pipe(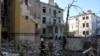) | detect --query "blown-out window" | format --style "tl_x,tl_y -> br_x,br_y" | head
53,10 -> 57,17
86,23 -> 89,27
42,17 -> 46,24
83,23 -> 85,27
55,27 -> 58,33
83,31 -> 85,35
86,16 -> 89,19
43,7 -> 46,13
25,0 -> 28,5
42,28 -> 46,34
